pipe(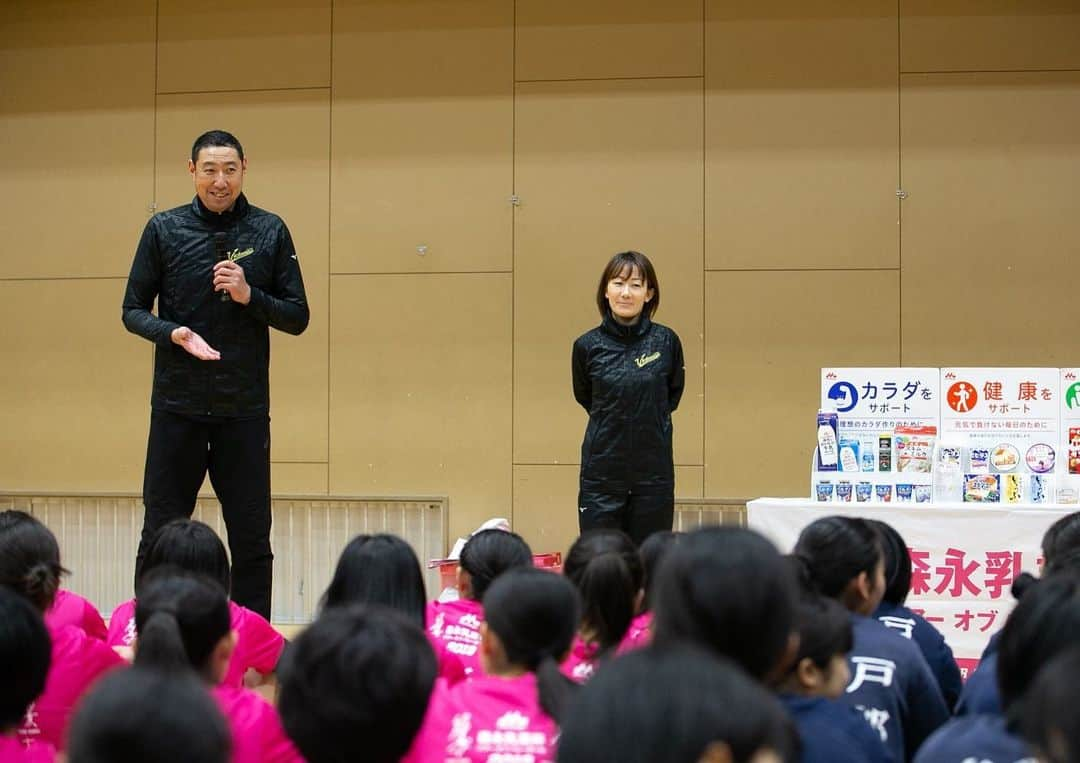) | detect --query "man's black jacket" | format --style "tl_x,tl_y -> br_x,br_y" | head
122,194 -> 309,417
